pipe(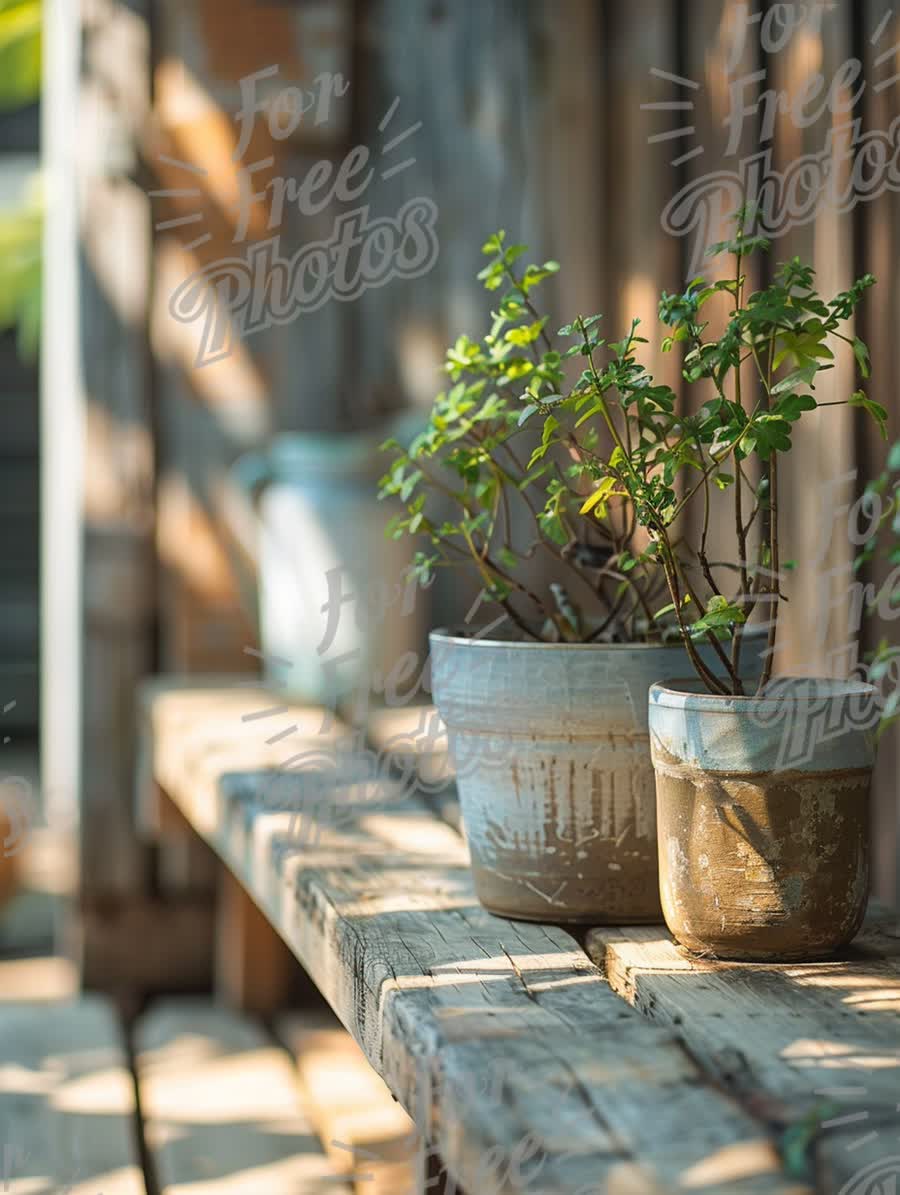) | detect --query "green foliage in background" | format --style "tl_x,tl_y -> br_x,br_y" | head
0,0 -> 42,357
0,0 -> 41,111
0,173 -> 41,357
